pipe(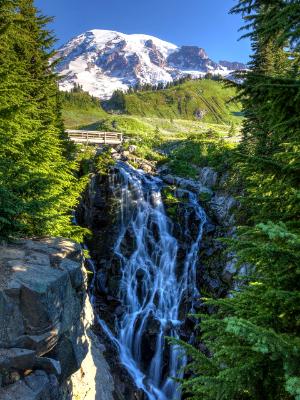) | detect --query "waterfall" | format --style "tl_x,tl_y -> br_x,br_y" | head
97,162 -> 206,400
